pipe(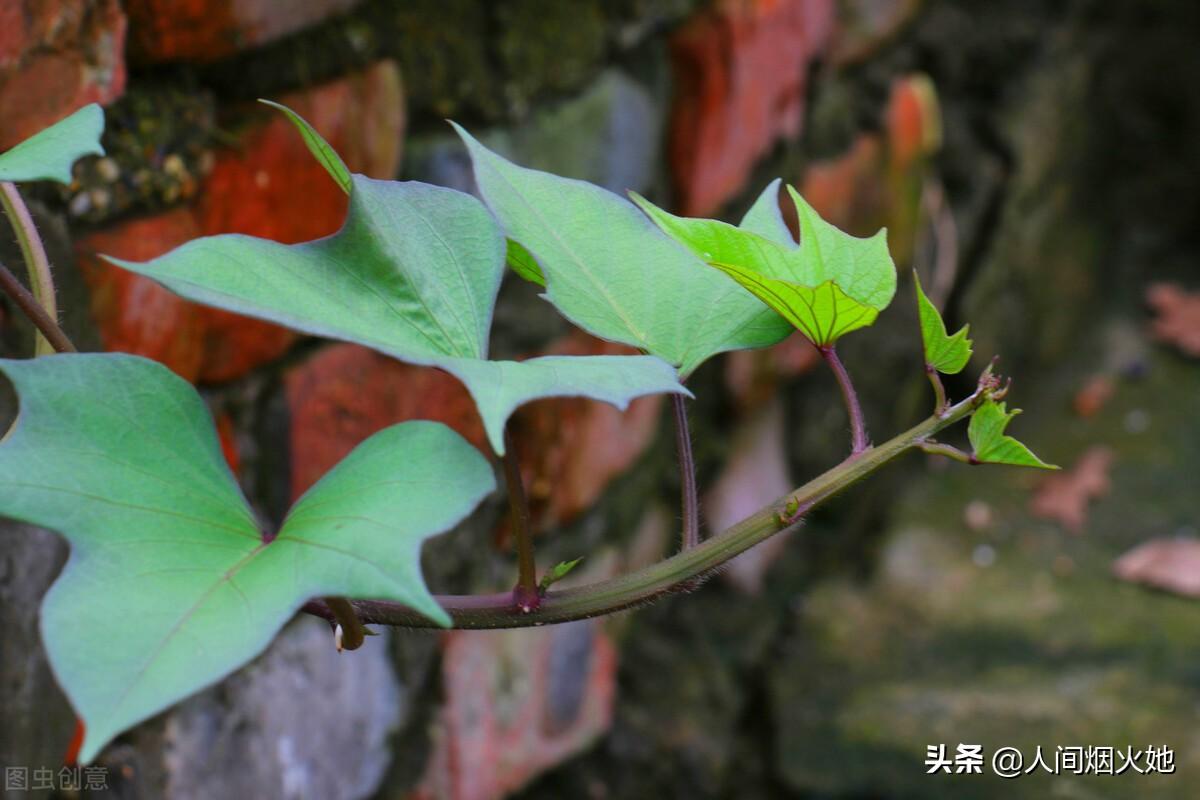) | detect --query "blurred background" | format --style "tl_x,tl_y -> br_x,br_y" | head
1,0 -> 1198,798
